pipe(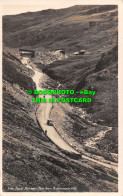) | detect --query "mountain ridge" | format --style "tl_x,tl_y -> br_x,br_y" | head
3,5 -> 117,51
